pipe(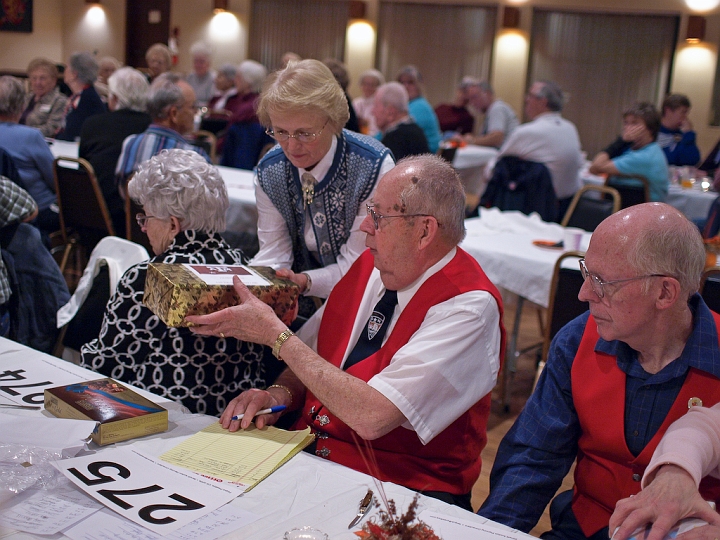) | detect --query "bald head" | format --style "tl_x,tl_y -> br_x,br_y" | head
593,203 -> 705,296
